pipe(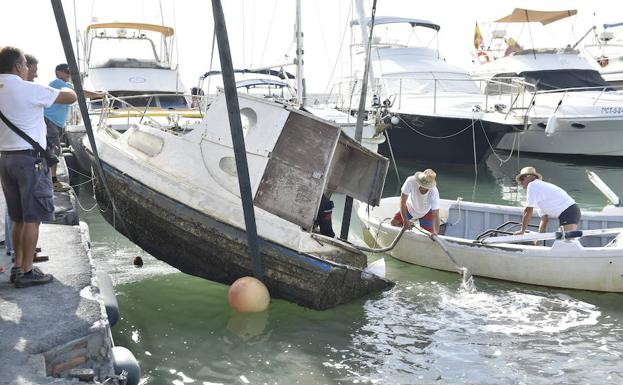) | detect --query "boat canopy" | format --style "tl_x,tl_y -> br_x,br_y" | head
604,22 -> 623,29
201,68 -> 296,80
236,79 -> 290,89
86,22 -> 175,37
492,69 -> 610,91
495,8 -> 577,25
351,16 -> 440,31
